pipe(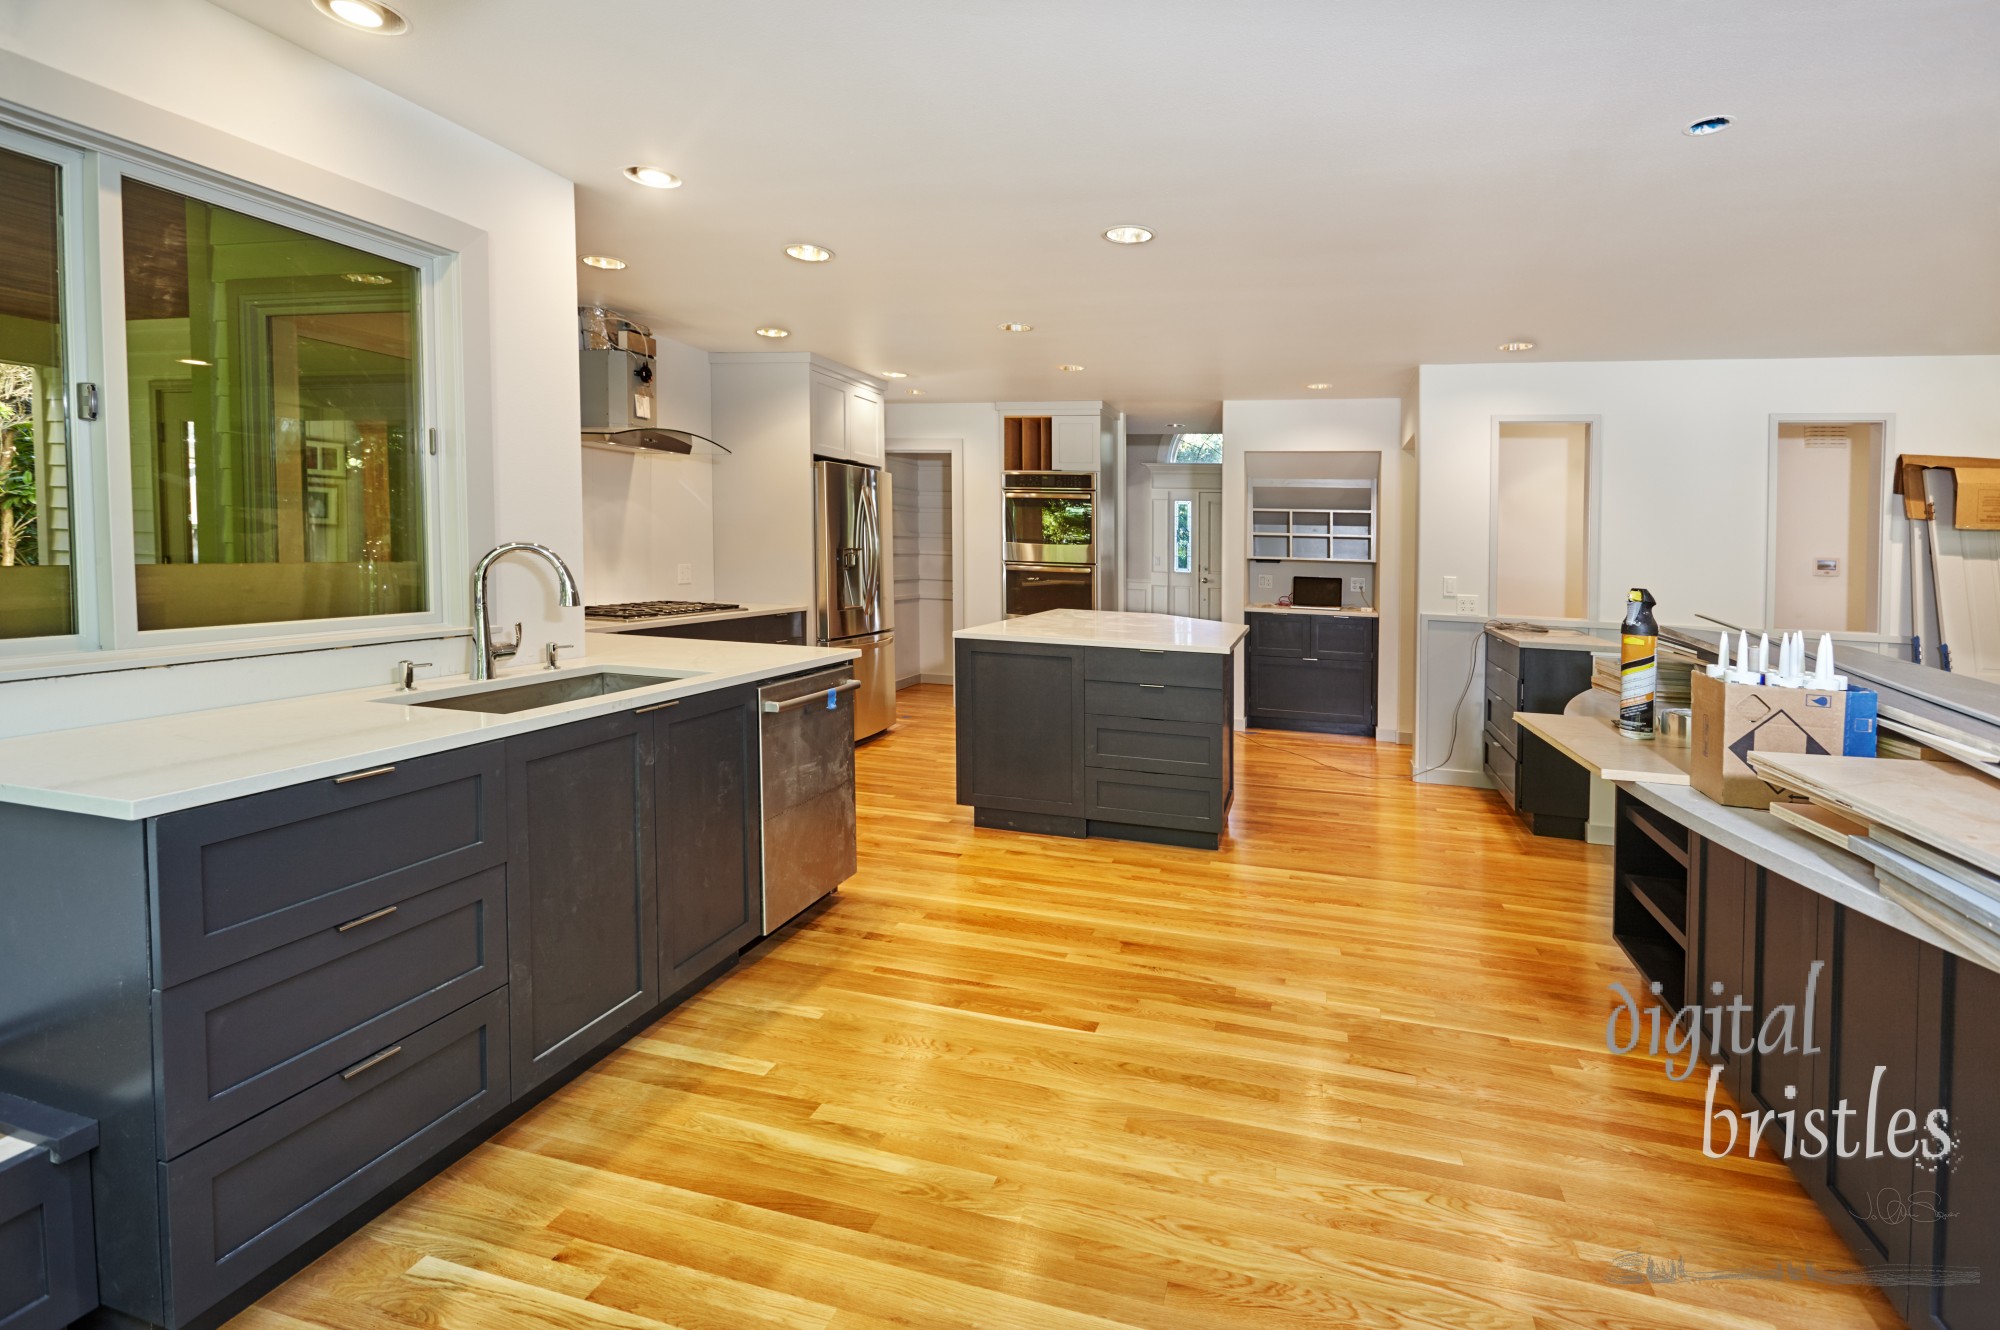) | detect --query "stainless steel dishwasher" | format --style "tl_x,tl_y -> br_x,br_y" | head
759,666 -> 860,933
